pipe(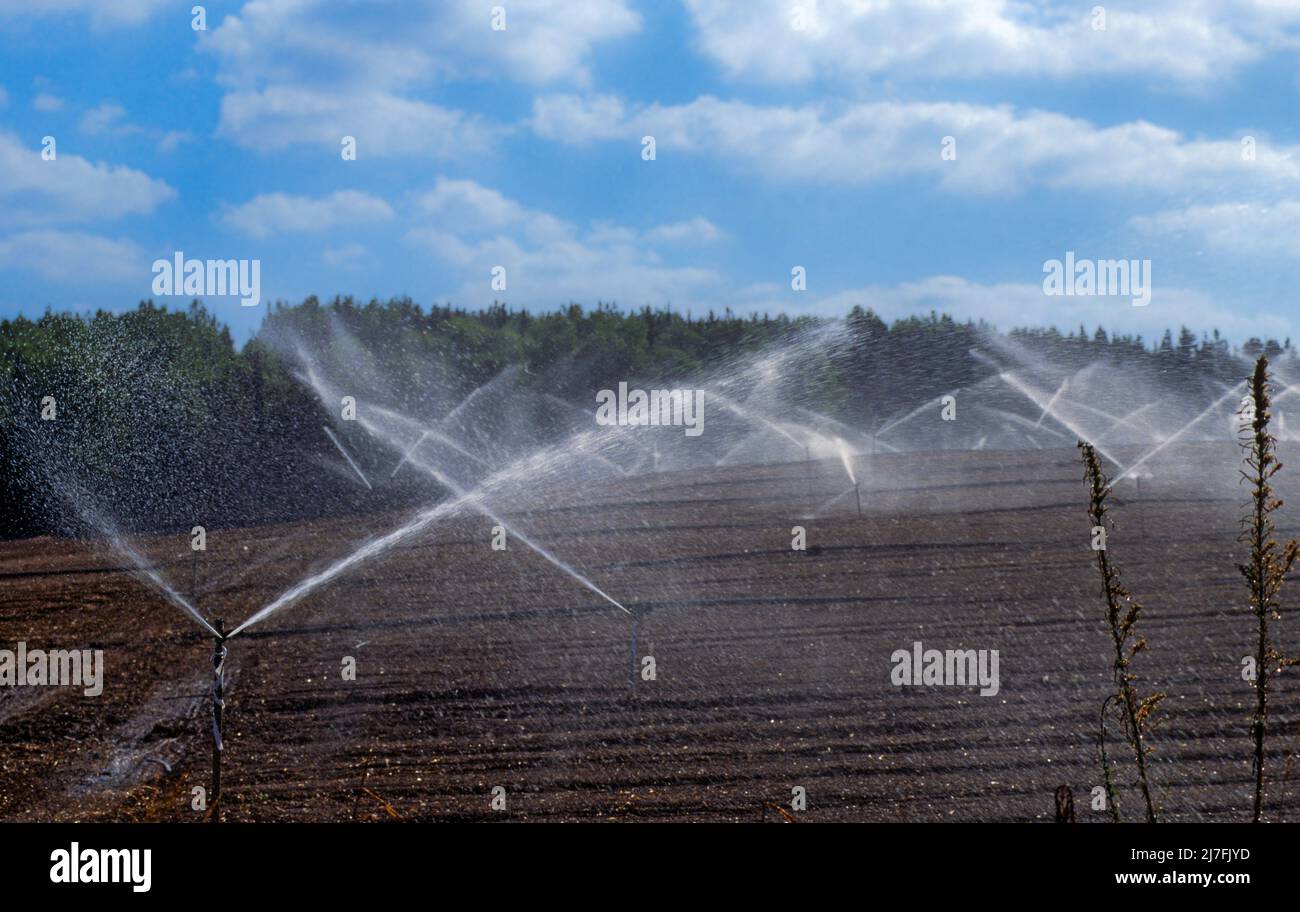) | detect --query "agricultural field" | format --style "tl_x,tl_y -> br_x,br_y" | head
2,442 -> 1291,823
